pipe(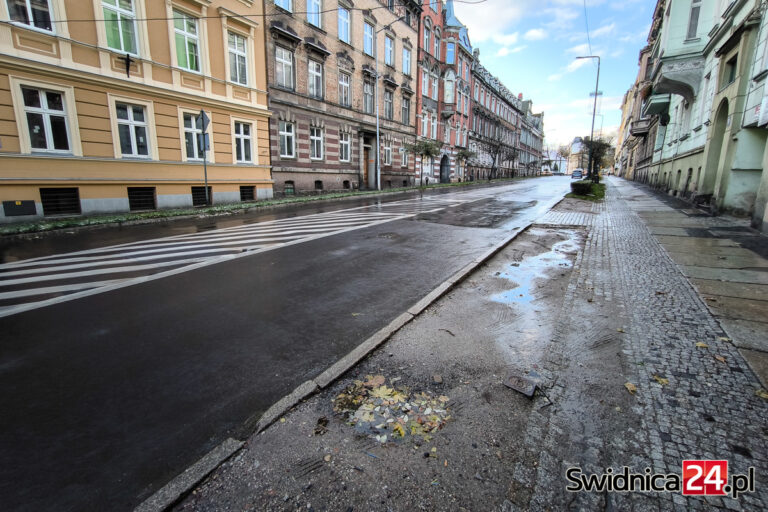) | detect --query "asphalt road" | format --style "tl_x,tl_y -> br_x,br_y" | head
0,178 -> 569,511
